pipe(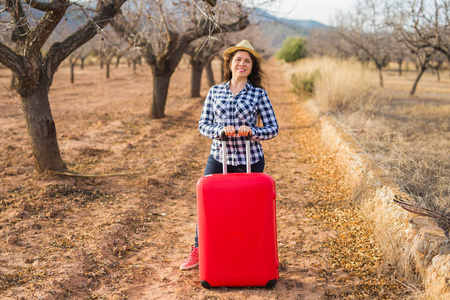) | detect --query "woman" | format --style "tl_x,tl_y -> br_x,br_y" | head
180,40 -> 278,270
